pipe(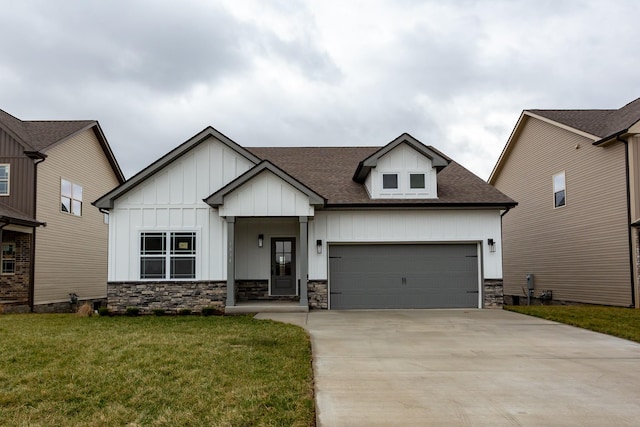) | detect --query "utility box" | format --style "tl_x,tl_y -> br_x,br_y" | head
526,273 -> 534,290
